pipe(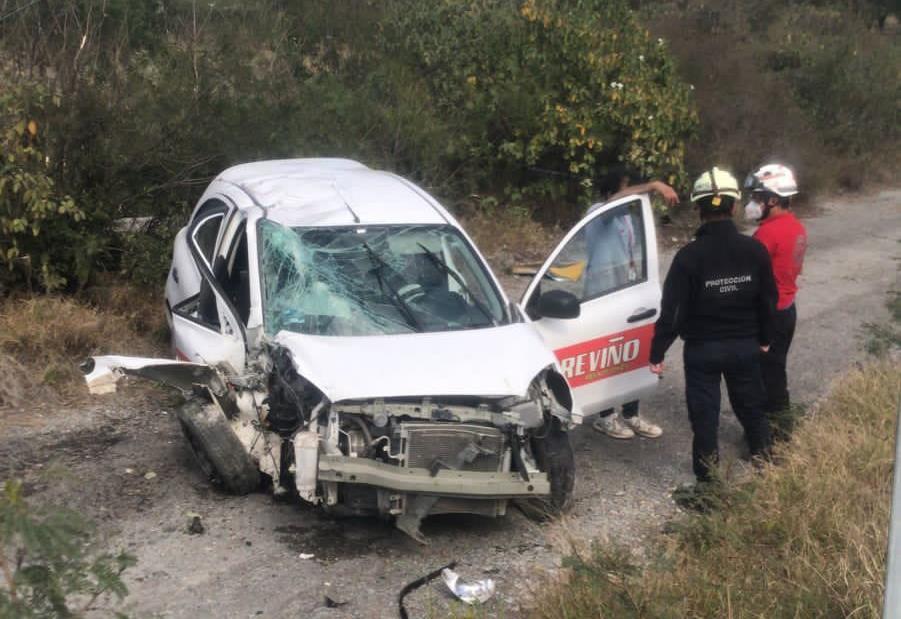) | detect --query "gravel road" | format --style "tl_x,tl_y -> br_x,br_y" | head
2,189 -> 899,618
